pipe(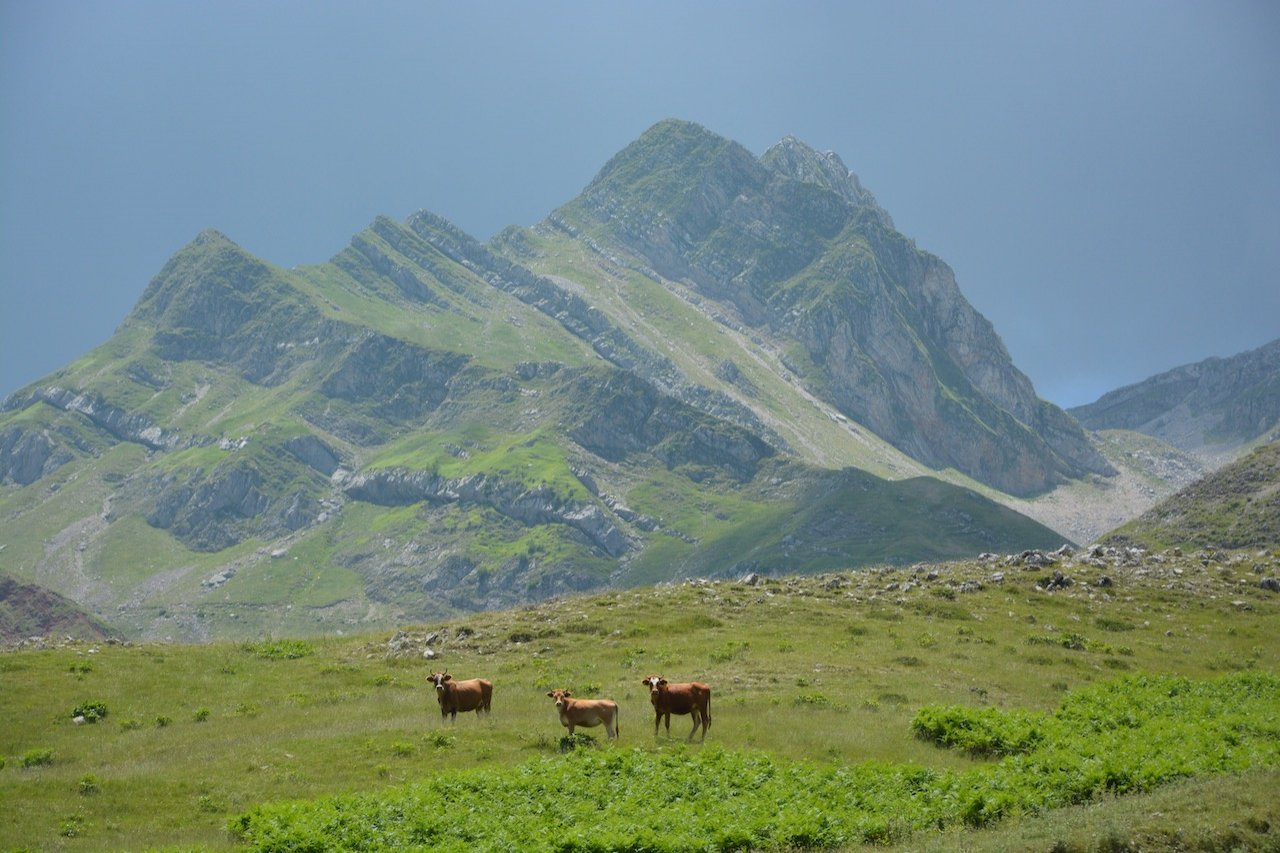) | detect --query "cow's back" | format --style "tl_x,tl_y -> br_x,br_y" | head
655,681 -> 711,714
443,678 -> 493,713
